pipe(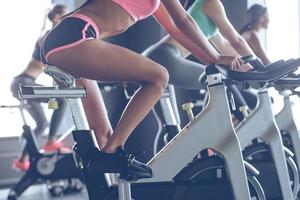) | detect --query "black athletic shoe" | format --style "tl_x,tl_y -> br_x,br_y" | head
87,146 -> 153,181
